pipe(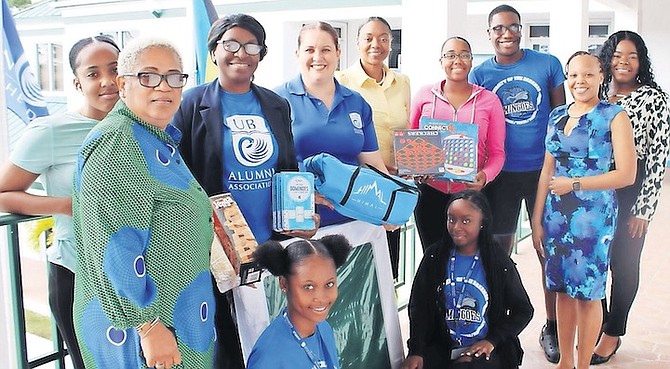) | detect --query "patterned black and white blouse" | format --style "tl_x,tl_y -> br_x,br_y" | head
616,84 -> 670,221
